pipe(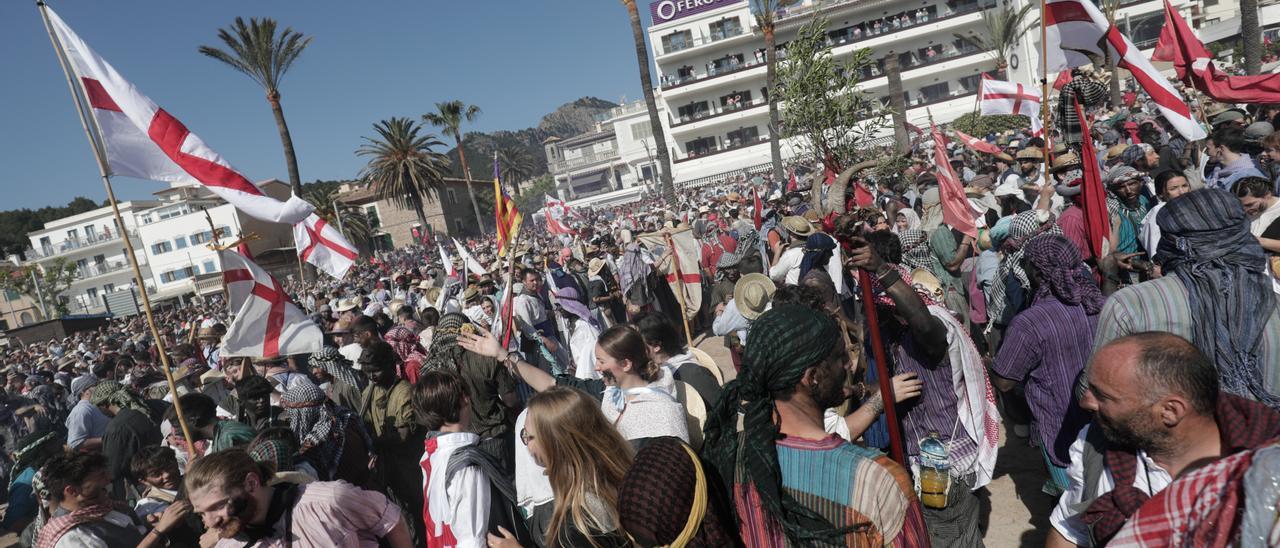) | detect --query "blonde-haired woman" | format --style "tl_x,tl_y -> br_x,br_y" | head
488,387 -> 633,548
